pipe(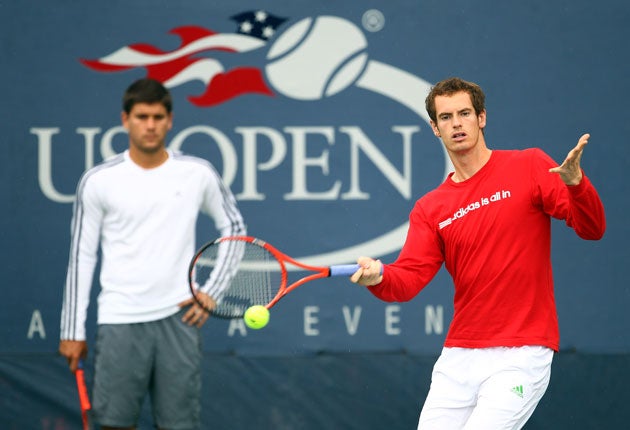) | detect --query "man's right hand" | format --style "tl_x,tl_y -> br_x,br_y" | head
58,340 -> 88,372
350,257 -> 384,286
